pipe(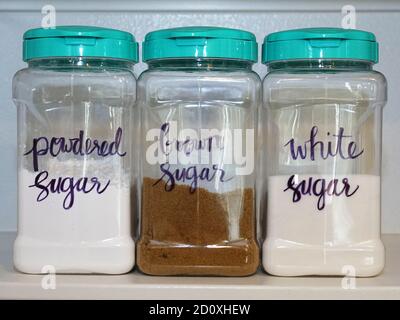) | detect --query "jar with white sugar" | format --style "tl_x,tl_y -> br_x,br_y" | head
12,26 -> 138,274
261,28 -> 387,276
